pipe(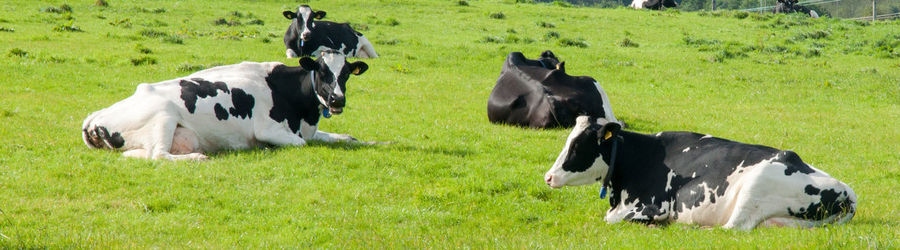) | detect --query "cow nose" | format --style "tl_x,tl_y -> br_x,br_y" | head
329,94 -> 345,107
300,32 -> 310,41
545,174 -> 553,185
